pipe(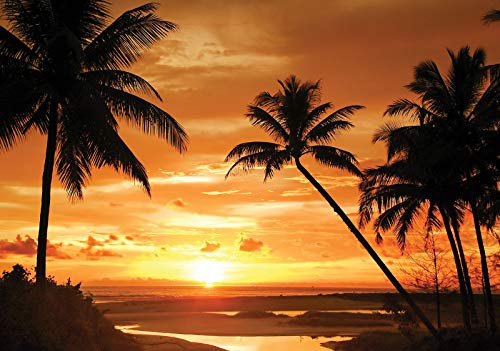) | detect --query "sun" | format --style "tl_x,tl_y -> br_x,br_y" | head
192,260 -> 225,287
